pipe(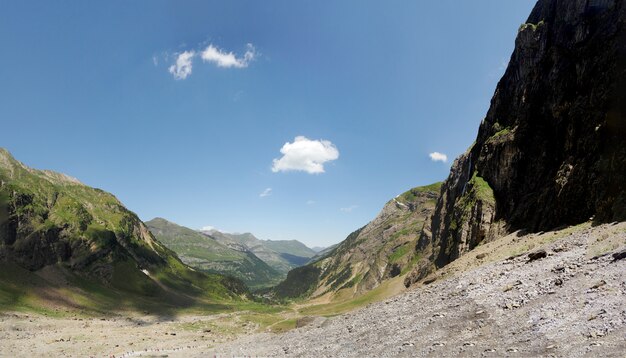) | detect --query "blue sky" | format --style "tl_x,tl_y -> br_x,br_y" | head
0,1 -> 536,247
